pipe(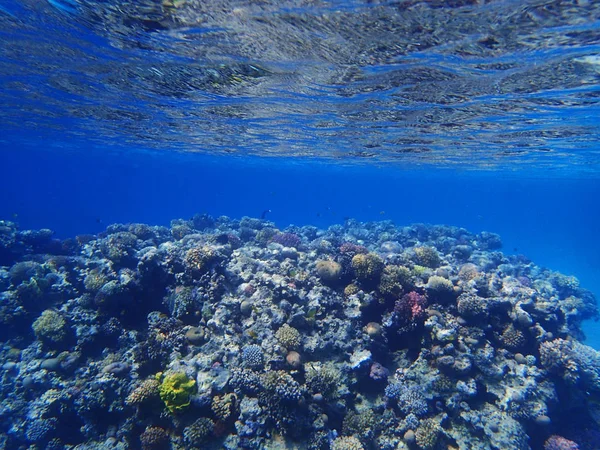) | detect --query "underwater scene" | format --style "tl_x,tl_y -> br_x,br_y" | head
1,1 -> 600,449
